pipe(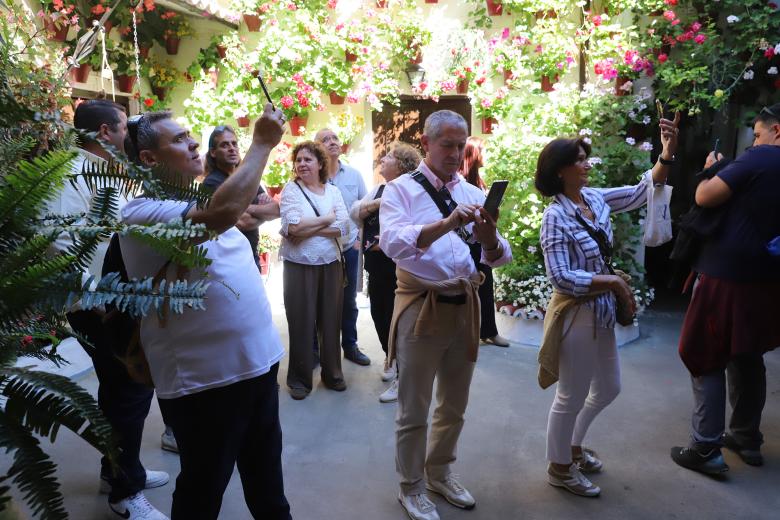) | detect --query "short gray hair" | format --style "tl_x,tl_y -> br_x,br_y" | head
423,110 -> 468,141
